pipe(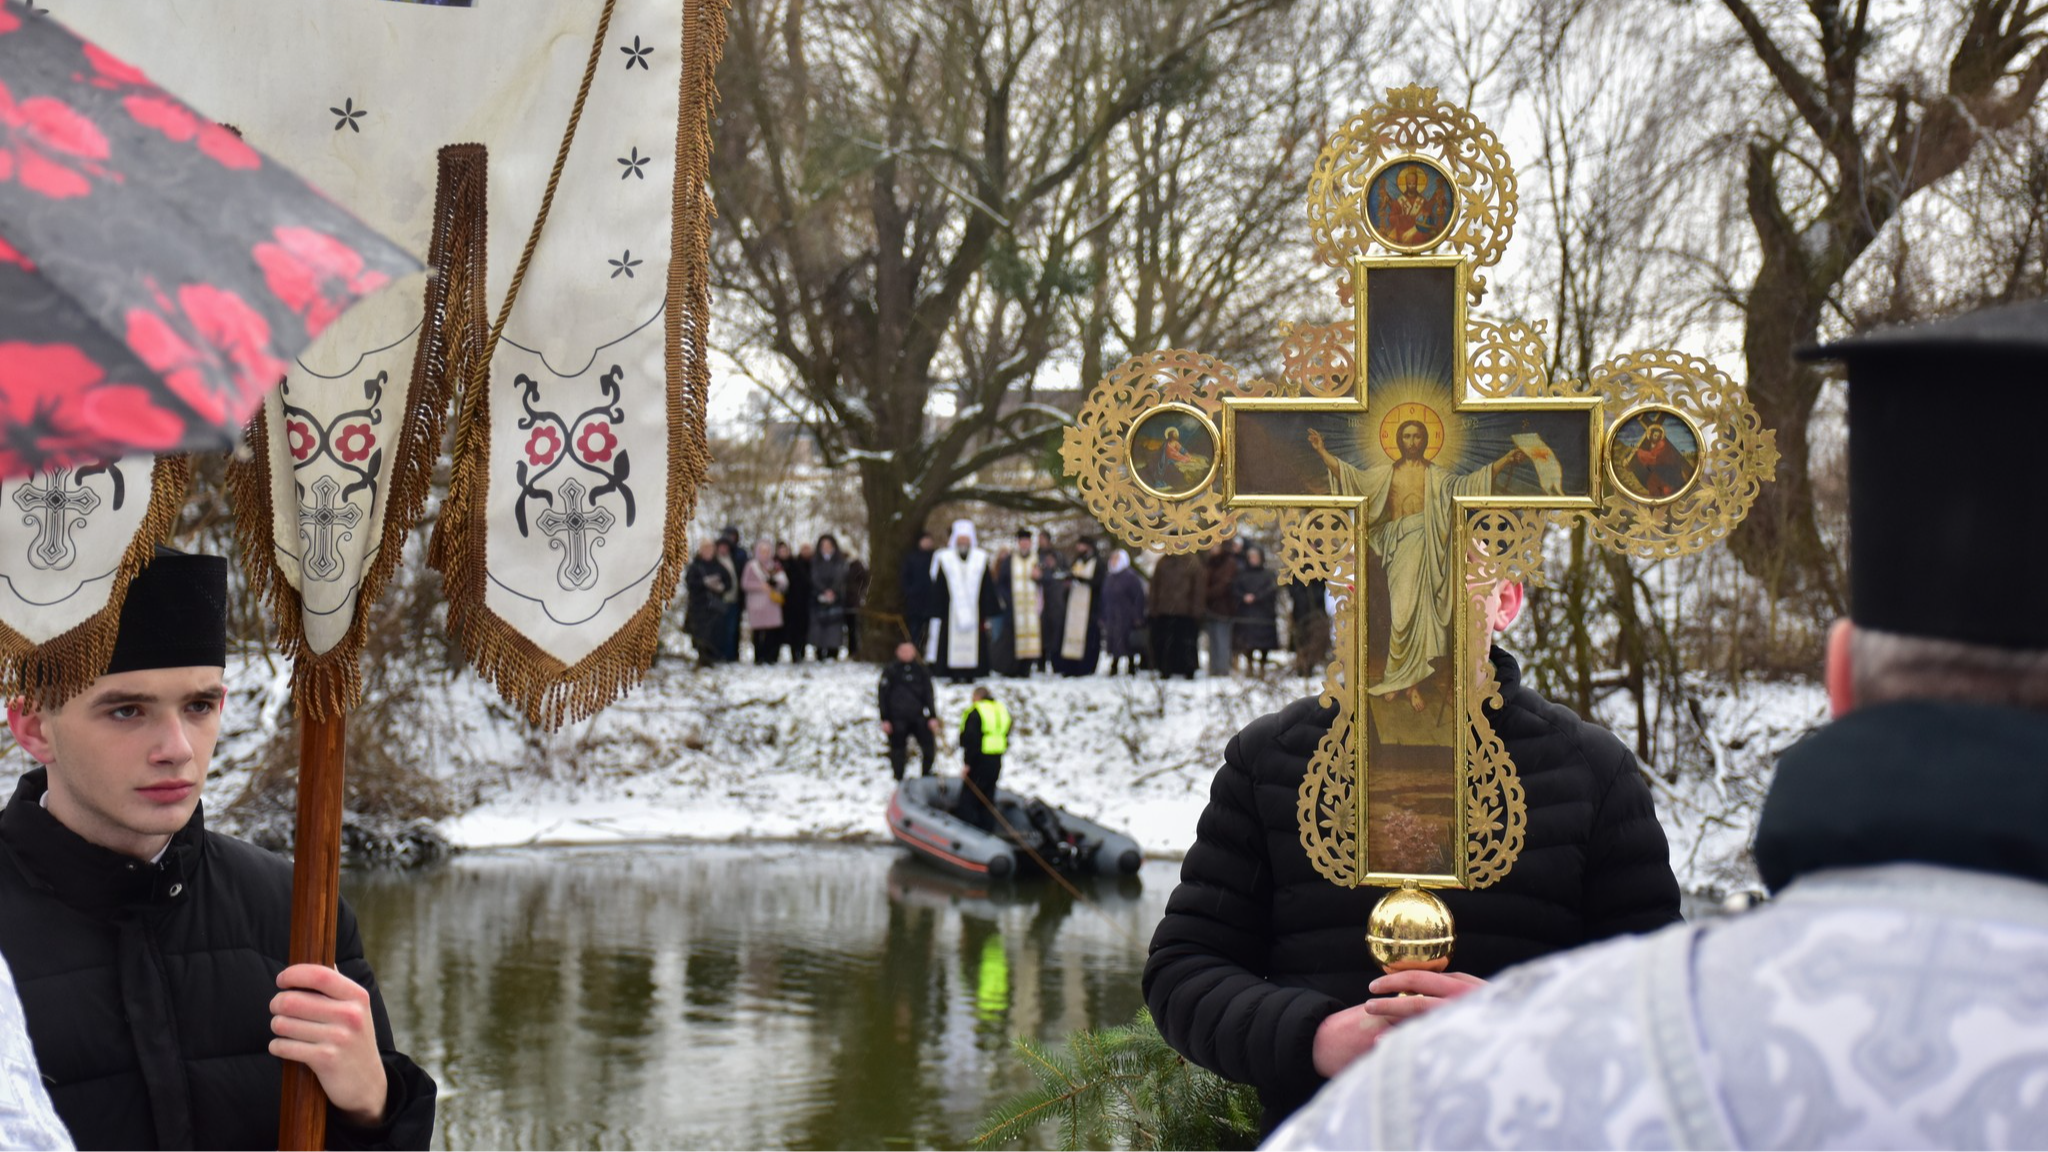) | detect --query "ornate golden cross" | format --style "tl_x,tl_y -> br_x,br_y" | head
1064,87 -> 1776,903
